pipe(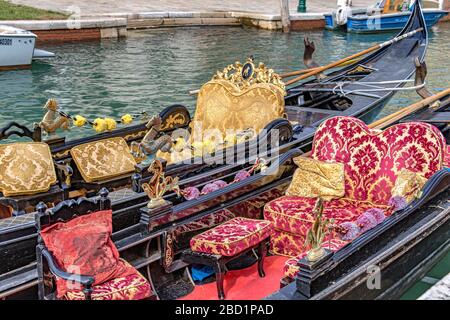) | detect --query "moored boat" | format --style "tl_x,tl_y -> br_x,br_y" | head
0,25 -> 55,71
325,0 -> 448,33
